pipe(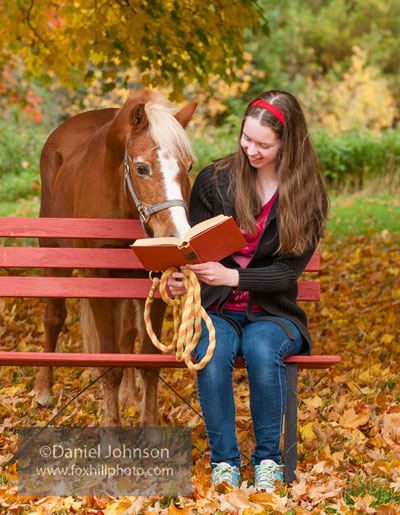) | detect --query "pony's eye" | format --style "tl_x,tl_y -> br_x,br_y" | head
135,164 -> 150,176
188,163 -> 193,173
